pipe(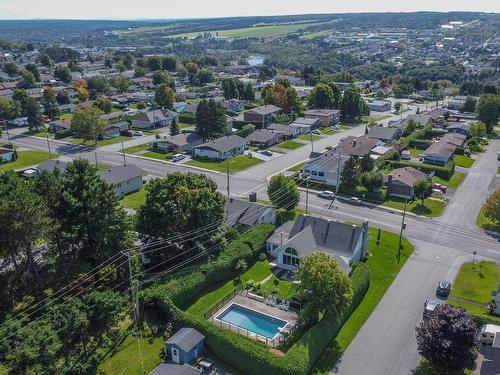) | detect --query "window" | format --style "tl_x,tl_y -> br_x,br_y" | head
318,172 -> 324,177
172,348 -> 178,355
311,171 -> 317,176
283,247 -> 300,267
